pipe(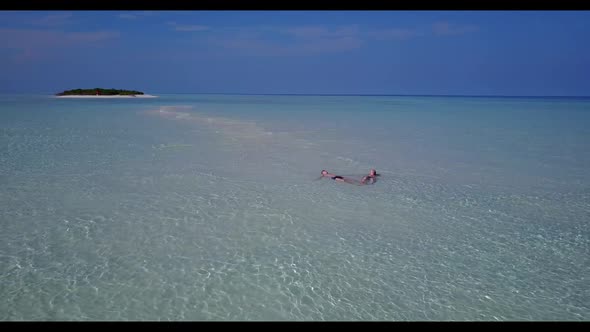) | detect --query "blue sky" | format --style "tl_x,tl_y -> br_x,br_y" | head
1,10 -> 589,96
